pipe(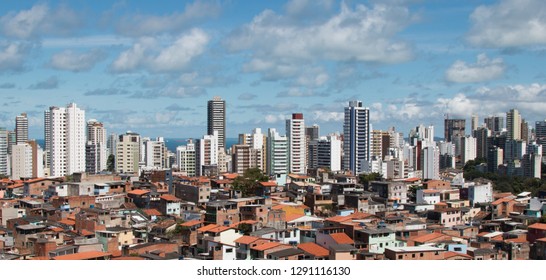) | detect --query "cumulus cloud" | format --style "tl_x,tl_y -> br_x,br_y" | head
49,49 -> 107,72
0,41 -> 32,72
84,88 -> 129,96
165,104 -> 192,111
29,76 -> 59,90
238,93 -> 257,100
113,0 -> 221,36
110,29 -> 209,73
445,54 -> 506,83
467,0 -> 546,47
0,83 -> 15,89
0,4 -> 81,39
225,2 -> 415,64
